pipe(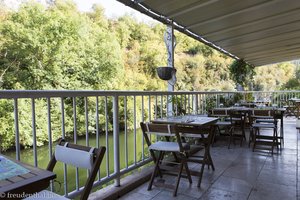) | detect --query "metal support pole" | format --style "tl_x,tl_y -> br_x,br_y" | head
166,24 -> 175,116
113,95 -> 120,187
